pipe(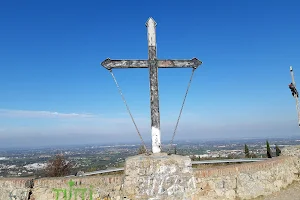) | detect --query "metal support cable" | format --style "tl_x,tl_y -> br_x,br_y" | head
168,68 -> 196,151
109,69 -> 148,151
